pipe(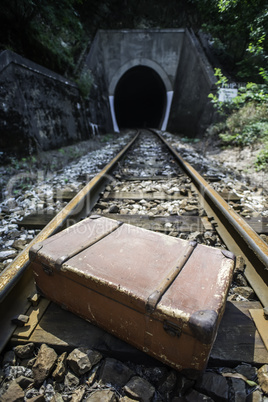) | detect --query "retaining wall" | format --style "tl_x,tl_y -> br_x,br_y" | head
0,50 -> 89,154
